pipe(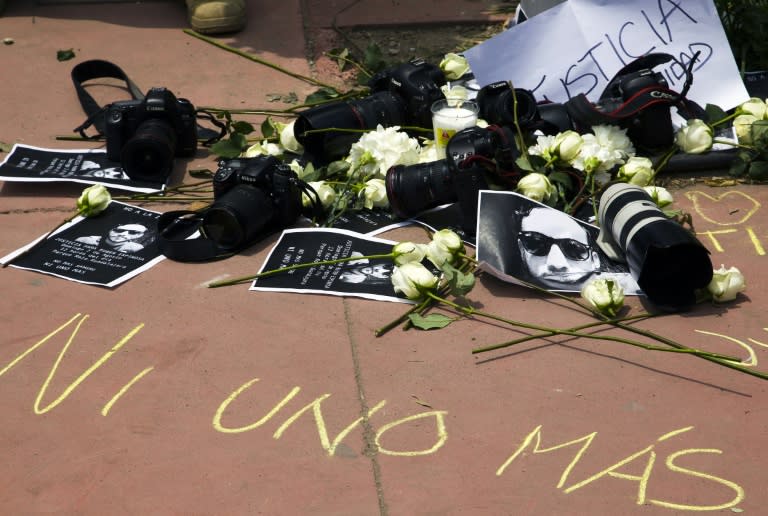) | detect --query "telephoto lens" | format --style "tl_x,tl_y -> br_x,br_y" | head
597,183 -> 713,310
386,160 -> 456,218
